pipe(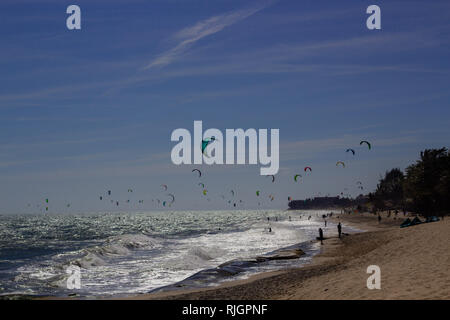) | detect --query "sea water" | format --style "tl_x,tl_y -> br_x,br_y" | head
0,210 -> 332,298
